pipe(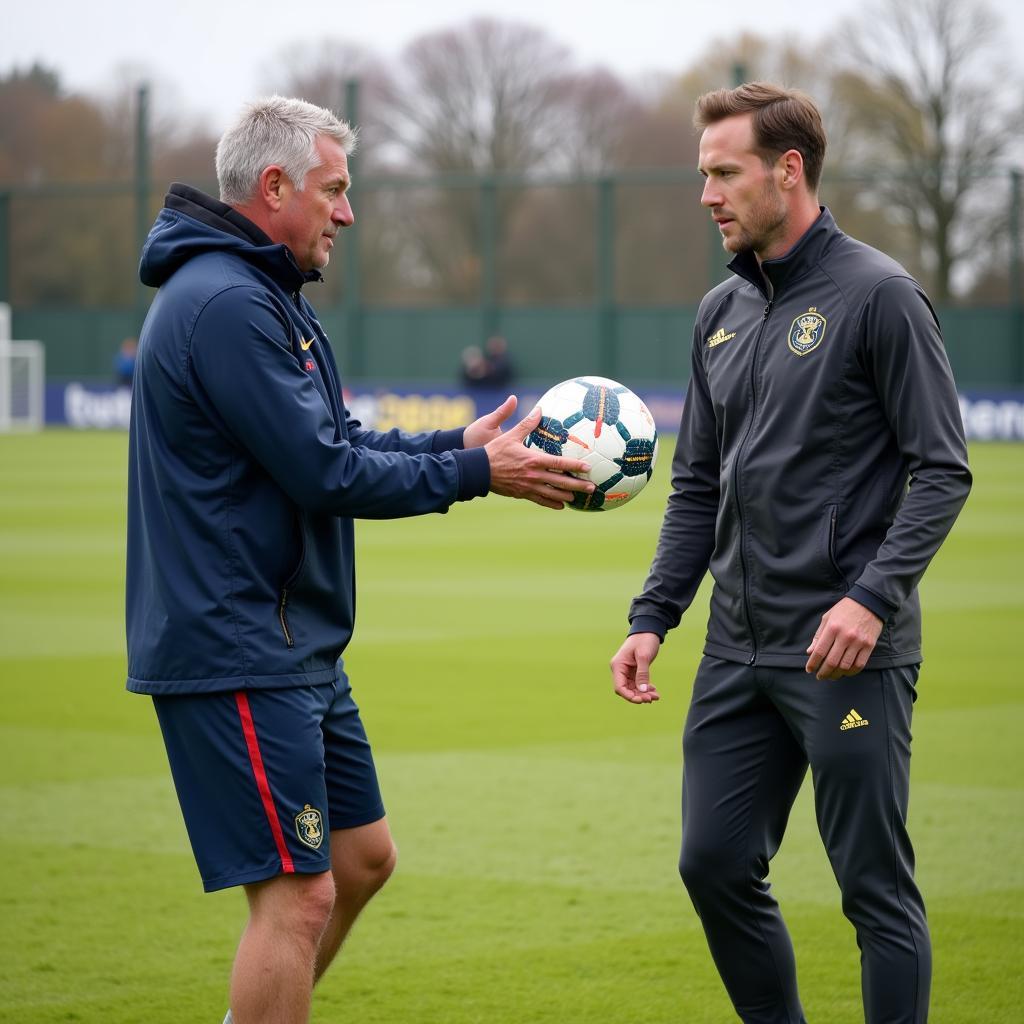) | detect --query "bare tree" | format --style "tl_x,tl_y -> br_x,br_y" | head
259,40 -> 397,168
494,68 -> 649,304
380,18 -> 575,175
0,67 -> 133,304
367,19 -> 590,301
834,0 -> 1024,300
544,68 -> 641,176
